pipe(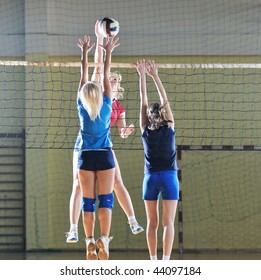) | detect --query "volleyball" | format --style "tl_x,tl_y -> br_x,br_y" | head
98,17 -> 120,38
